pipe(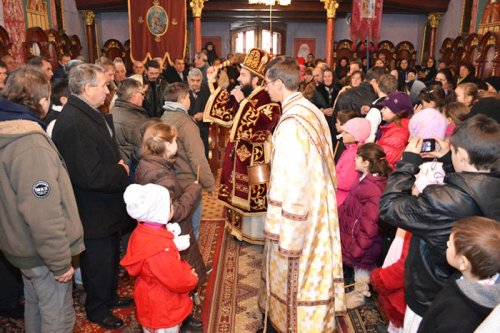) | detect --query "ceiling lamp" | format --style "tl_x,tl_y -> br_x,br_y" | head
249,0 -> 291,54
248,0 -> 291,6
